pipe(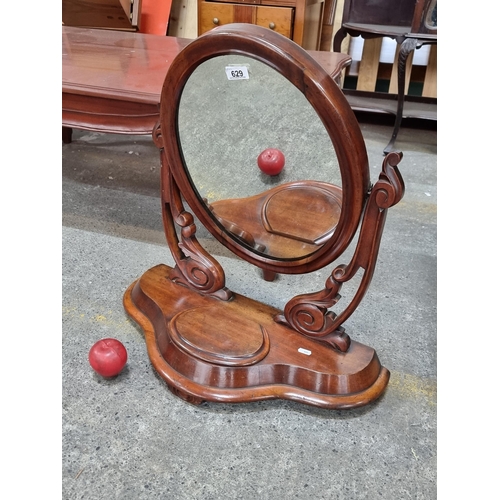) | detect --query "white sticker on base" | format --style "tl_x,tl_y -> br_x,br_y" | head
225,65 -> 250,80
298,348 -> 312,355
